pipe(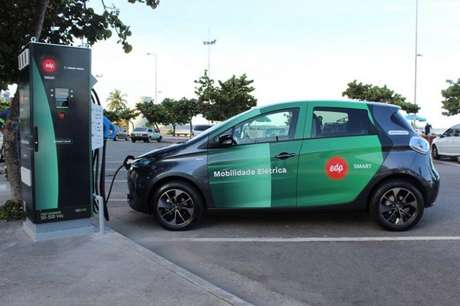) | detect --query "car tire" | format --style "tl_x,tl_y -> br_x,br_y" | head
152,181 -> 204,231
432,145 -> 440,160
157,136 -> 162,143
132,139 -> 136,143
370,179 -> 424,231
